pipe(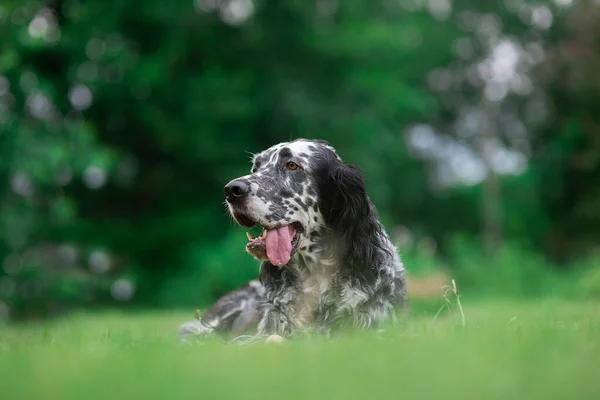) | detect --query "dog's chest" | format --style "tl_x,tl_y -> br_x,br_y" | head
290,261 -> 336,327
